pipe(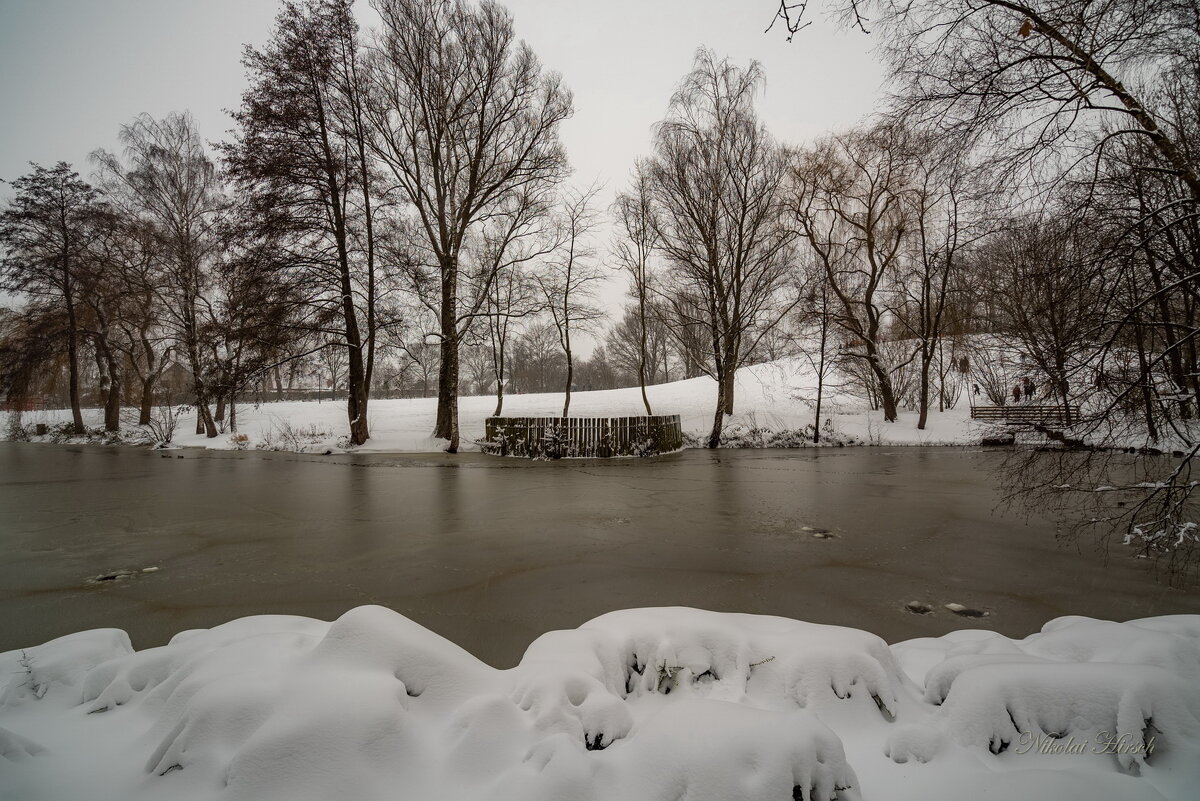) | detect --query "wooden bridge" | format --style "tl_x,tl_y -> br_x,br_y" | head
483,415 -> 683,458
970,405 -> 1080,425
